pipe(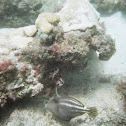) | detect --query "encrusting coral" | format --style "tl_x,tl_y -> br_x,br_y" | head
35,13 -> 60,34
